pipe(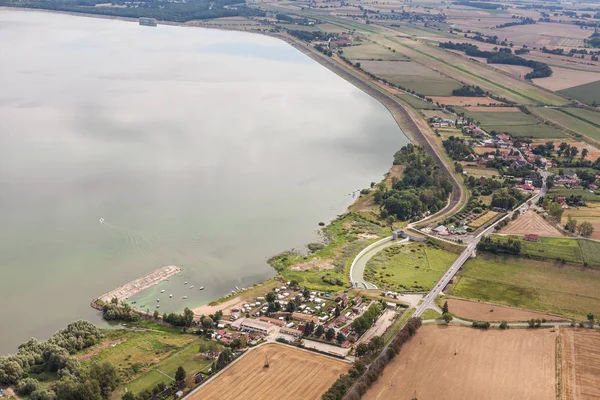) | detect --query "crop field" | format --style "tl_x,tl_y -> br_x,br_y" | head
562,206 -> 600,242
189,344 -> 350,400
451,254 -> 600,319
561,329 -> 600,400
445,298 -> 563,322
461,163 -> 500,179
363,326 -> 556,400
533,67 -> 600,91
562,108 -> 600,127
490,22 -> 588,48
342,42 -> 408,61
459,110 -> 567,138
364,242 -> 458,292
396,93 -> 436,110
492,235 -> 583,264
468,210 -> 498,228
358,60 -> 462,95
499,210 -> 562,237
559,80 -> 600,106
533,108 -> 600,140
428,96 -> 499,106
464,106 -> 521,112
